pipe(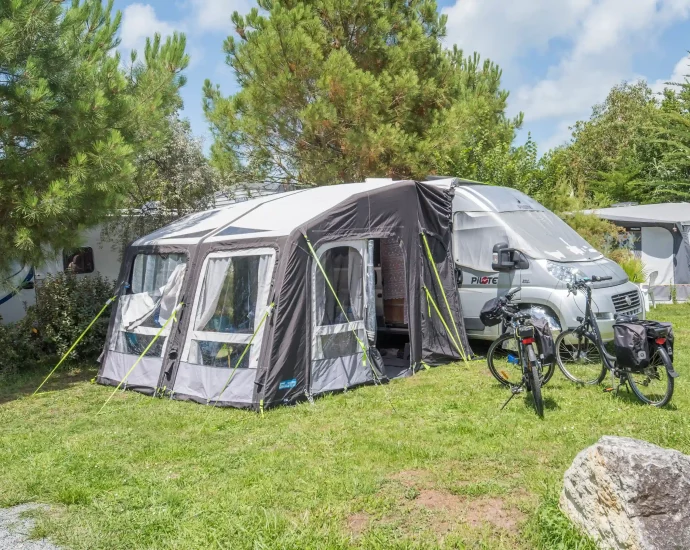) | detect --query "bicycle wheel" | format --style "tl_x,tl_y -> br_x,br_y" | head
627,346 -> 674,407
487,333 -> 523,388
555,329 -> 607,385
529,363 -> 544,418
